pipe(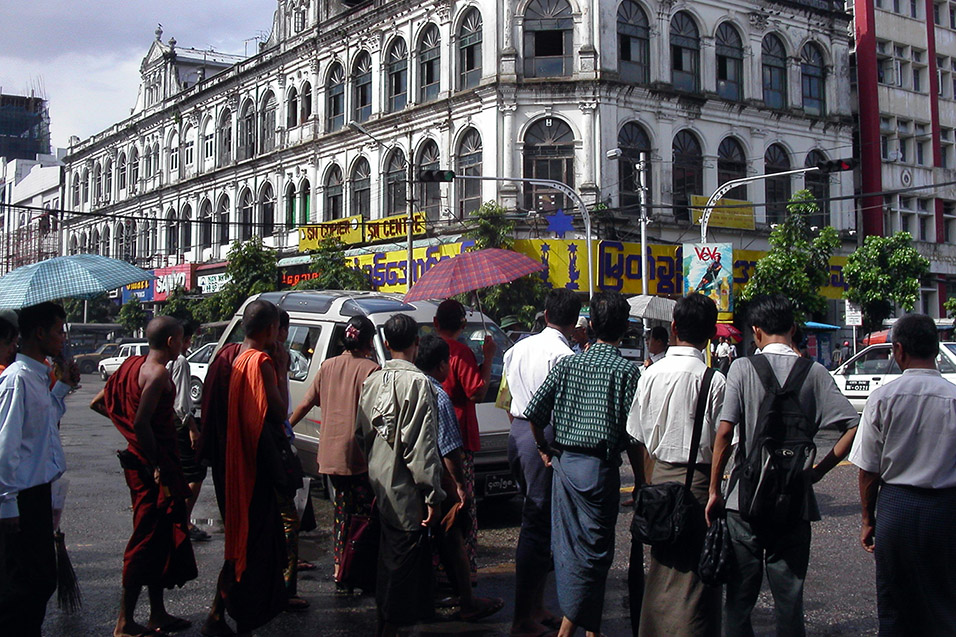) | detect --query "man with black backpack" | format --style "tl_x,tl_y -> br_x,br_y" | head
704,295 -> 858,636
